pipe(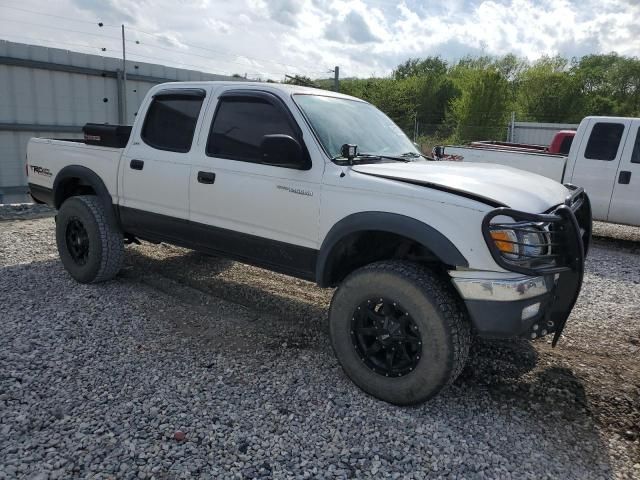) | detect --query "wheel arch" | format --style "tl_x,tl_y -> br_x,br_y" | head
316,212 -> 468,287
53,165 -> 120,229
